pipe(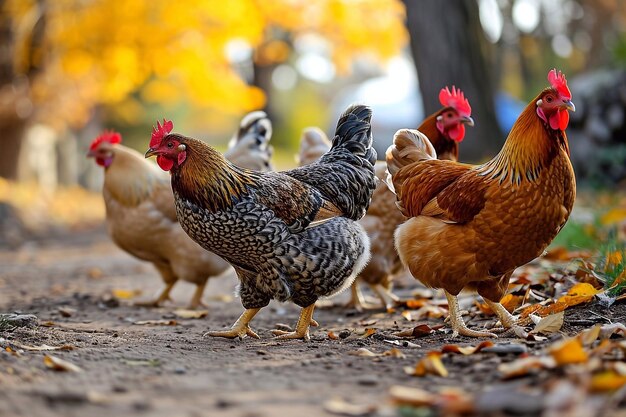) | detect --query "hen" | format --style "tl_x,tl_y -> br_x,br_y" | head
386,69 -> 576,338
145,105 -> 377,340
87,112 -> 273,309
297,88 -> 474,311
